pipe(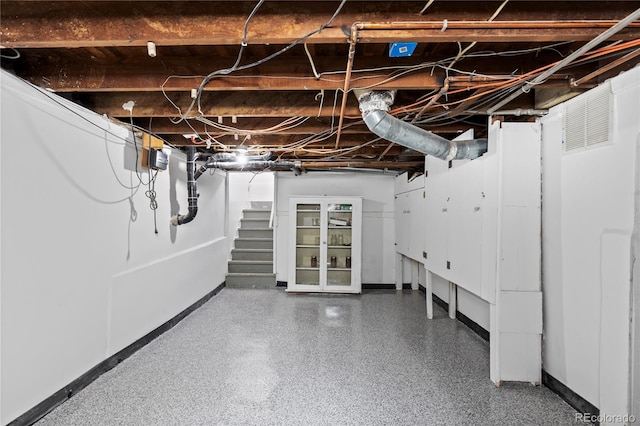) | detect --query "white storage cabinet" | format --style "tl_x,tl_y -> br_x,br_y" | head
288,197 -> 362,293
